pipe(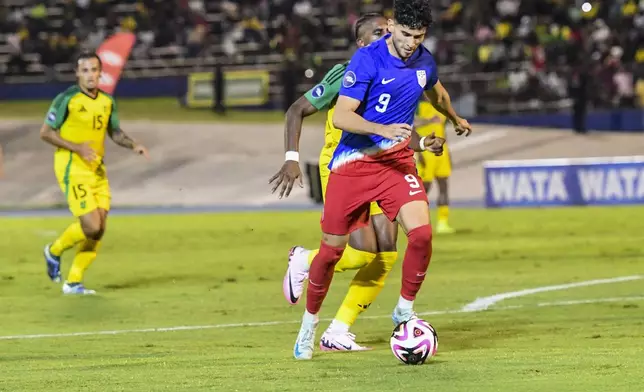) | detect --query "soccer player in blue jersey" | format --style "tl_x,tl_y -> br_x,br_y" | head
292,0 -> 472,360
